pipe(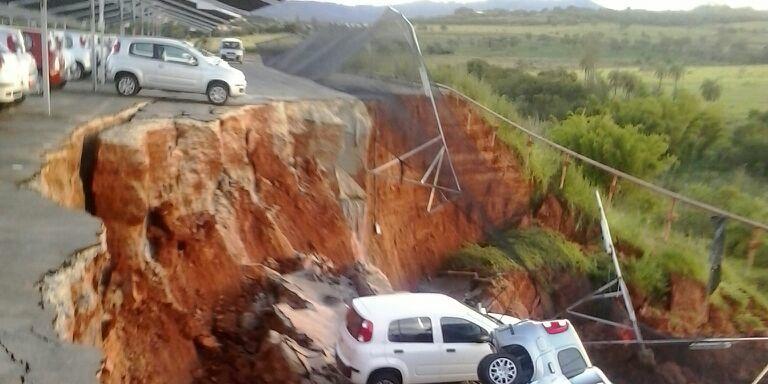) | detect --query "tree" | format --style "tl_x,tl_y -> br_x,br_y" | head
700,78 -> 722,101
668,63 -> 685,97
550,114 -> 675,186
729,110 -> 768,178
579,45 -> 598,85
